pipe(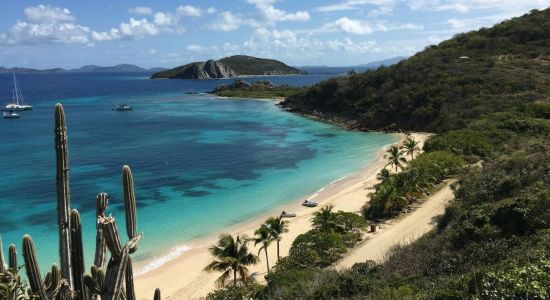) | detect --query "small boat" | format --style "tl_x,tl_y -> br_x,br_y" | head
3,111 -> 20,119
302,200 -> 319,207
2,73 -> 32,111
280,211 -> 296,218
113,104 -> 133,111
